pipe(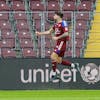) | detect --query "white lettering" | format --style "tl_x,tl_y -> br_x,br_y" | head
33,69 -> 44,83
20,64 -> 78,83
72,68 -> 77,82
21,69 -> 32,83
61,69 -> 72,82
